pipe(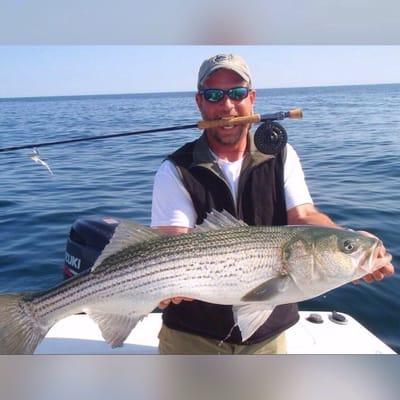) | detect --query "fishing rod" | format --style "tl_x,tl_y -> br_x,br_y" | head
0,108 -> 303,154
